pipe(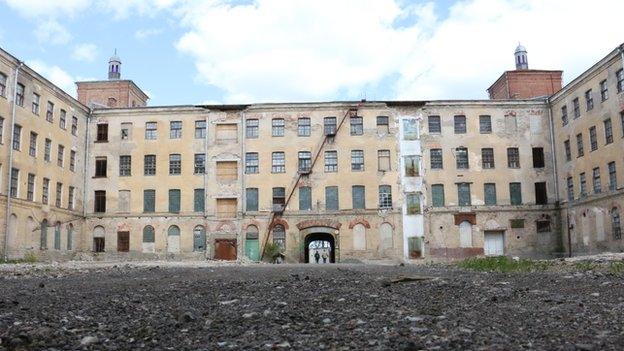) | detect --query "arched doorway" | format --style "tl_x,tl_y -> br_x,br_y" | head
167,225 -> 180,253
305,233 -> 335,263
245,225 -> 260,261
